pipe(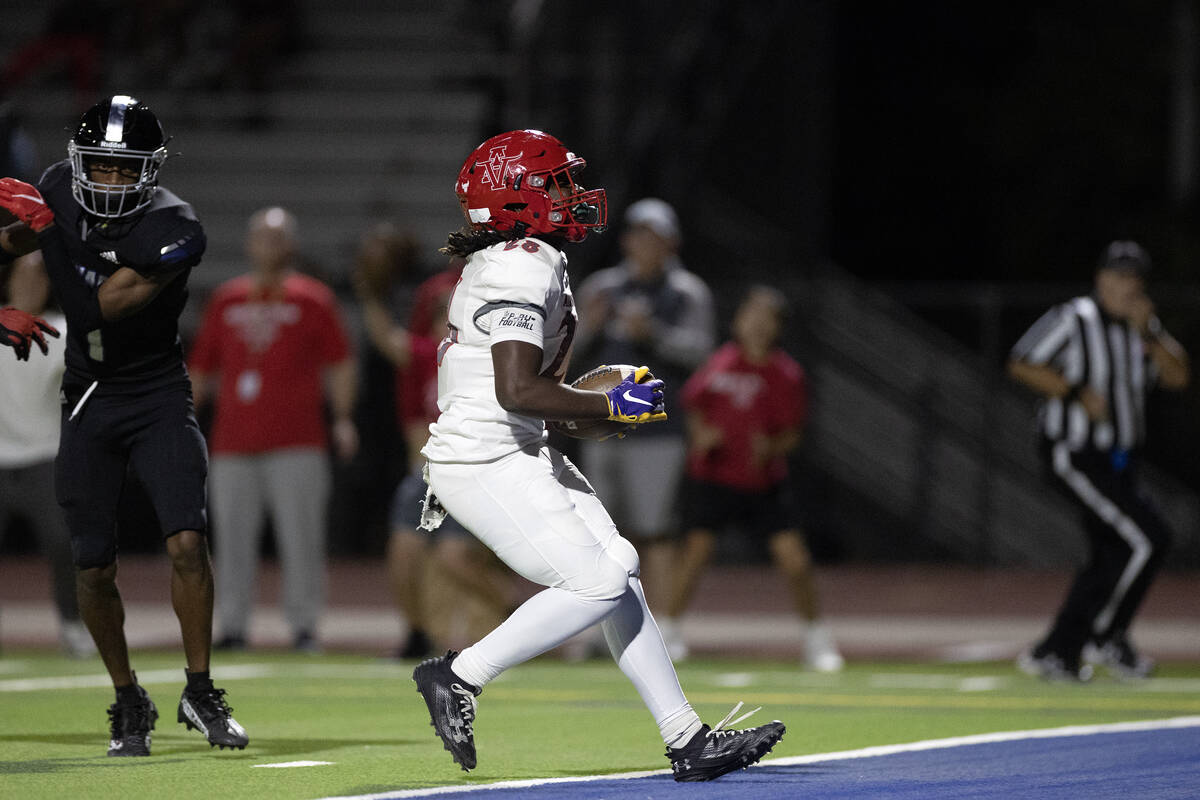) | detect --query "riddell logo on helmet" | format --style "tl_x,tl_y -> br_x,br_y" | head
479,146 -> 524,191
101,140 -> 129,148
